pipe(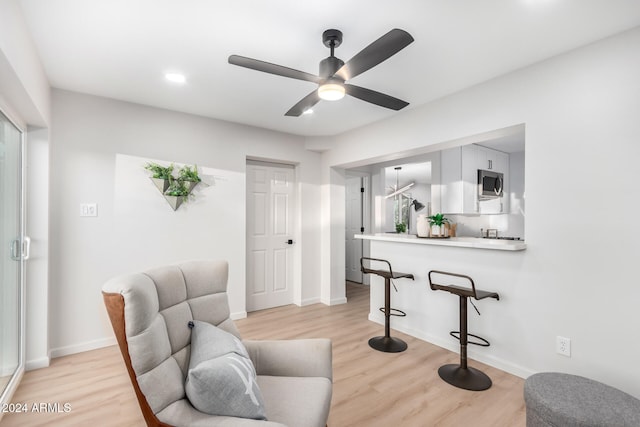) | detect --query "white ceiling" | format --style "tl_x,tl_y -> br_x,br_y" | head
18,0 -> 640,137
